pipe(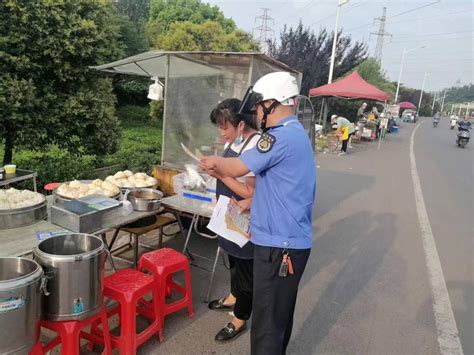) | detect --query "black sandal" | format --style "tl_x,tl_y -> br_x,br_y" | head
208,297 -> 235,311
